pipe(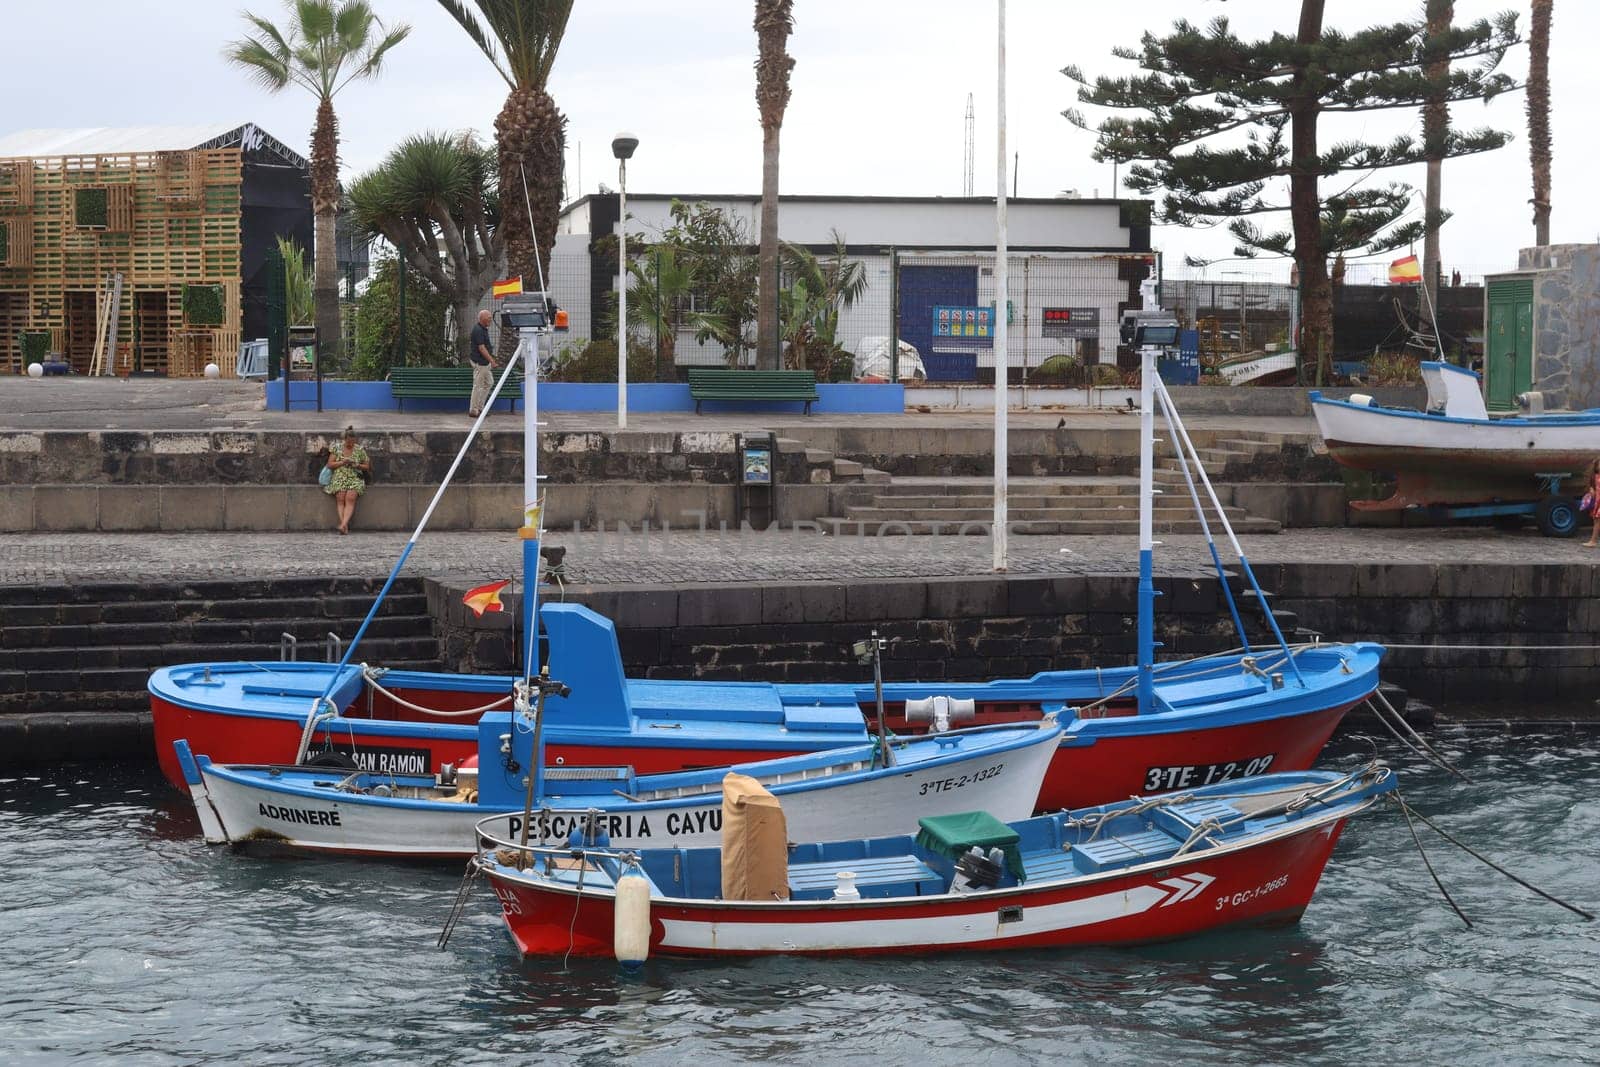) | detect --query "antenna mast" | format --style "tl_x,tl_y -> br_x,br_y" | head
963,93 -> 975,197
